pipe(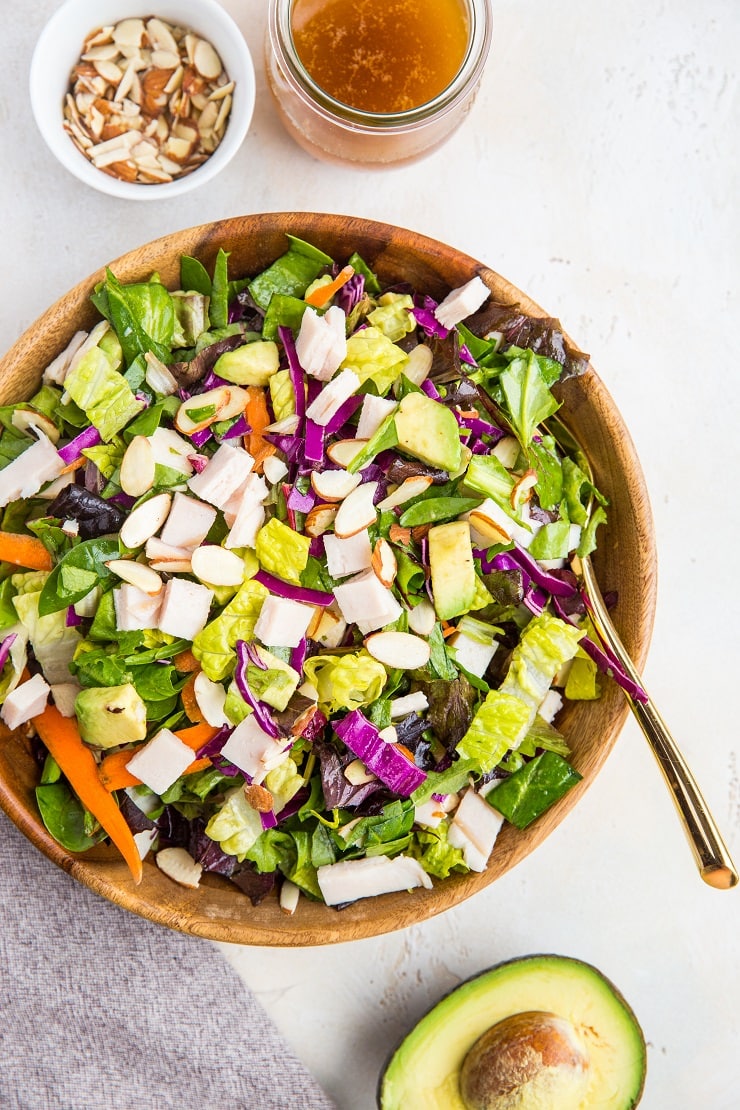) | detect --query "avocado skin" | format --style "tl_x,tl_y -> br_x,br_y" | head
377,954 -> 647,1110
